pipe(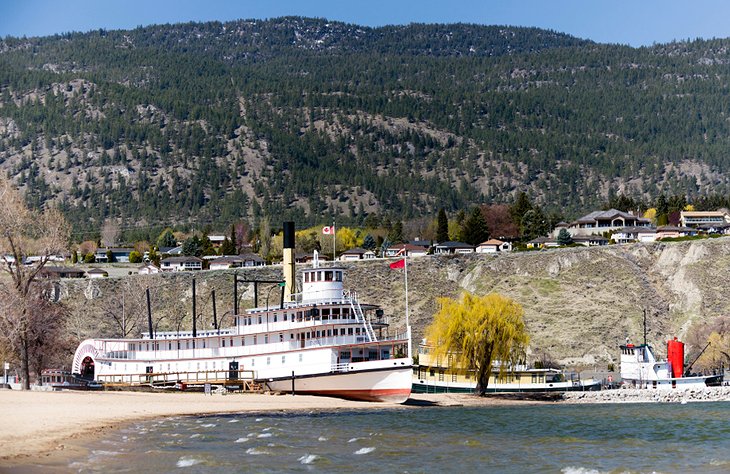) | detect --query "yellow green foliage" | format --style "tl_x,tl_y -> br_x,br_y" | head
425,292 -> 529,394
336,227 -> 362,250
643,208 -> 657,222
